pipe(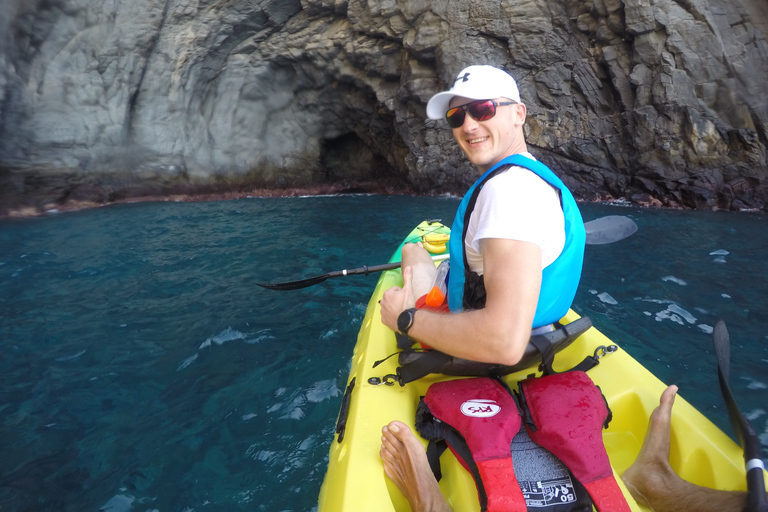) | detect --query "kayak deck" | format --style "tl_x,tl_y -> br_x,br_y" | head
318,221 -> 765,511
